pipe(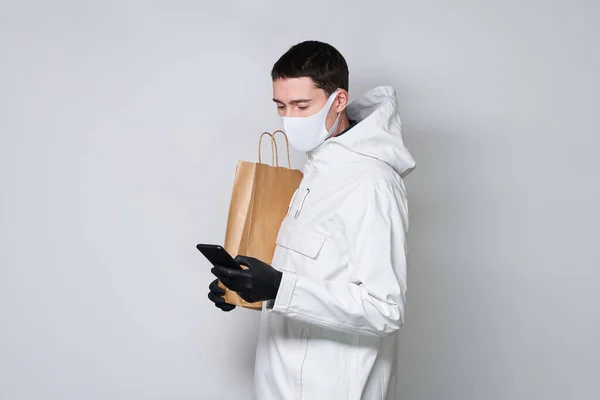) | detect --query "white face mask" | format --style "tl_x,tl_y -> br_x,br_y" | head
281,90 -> 341,152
